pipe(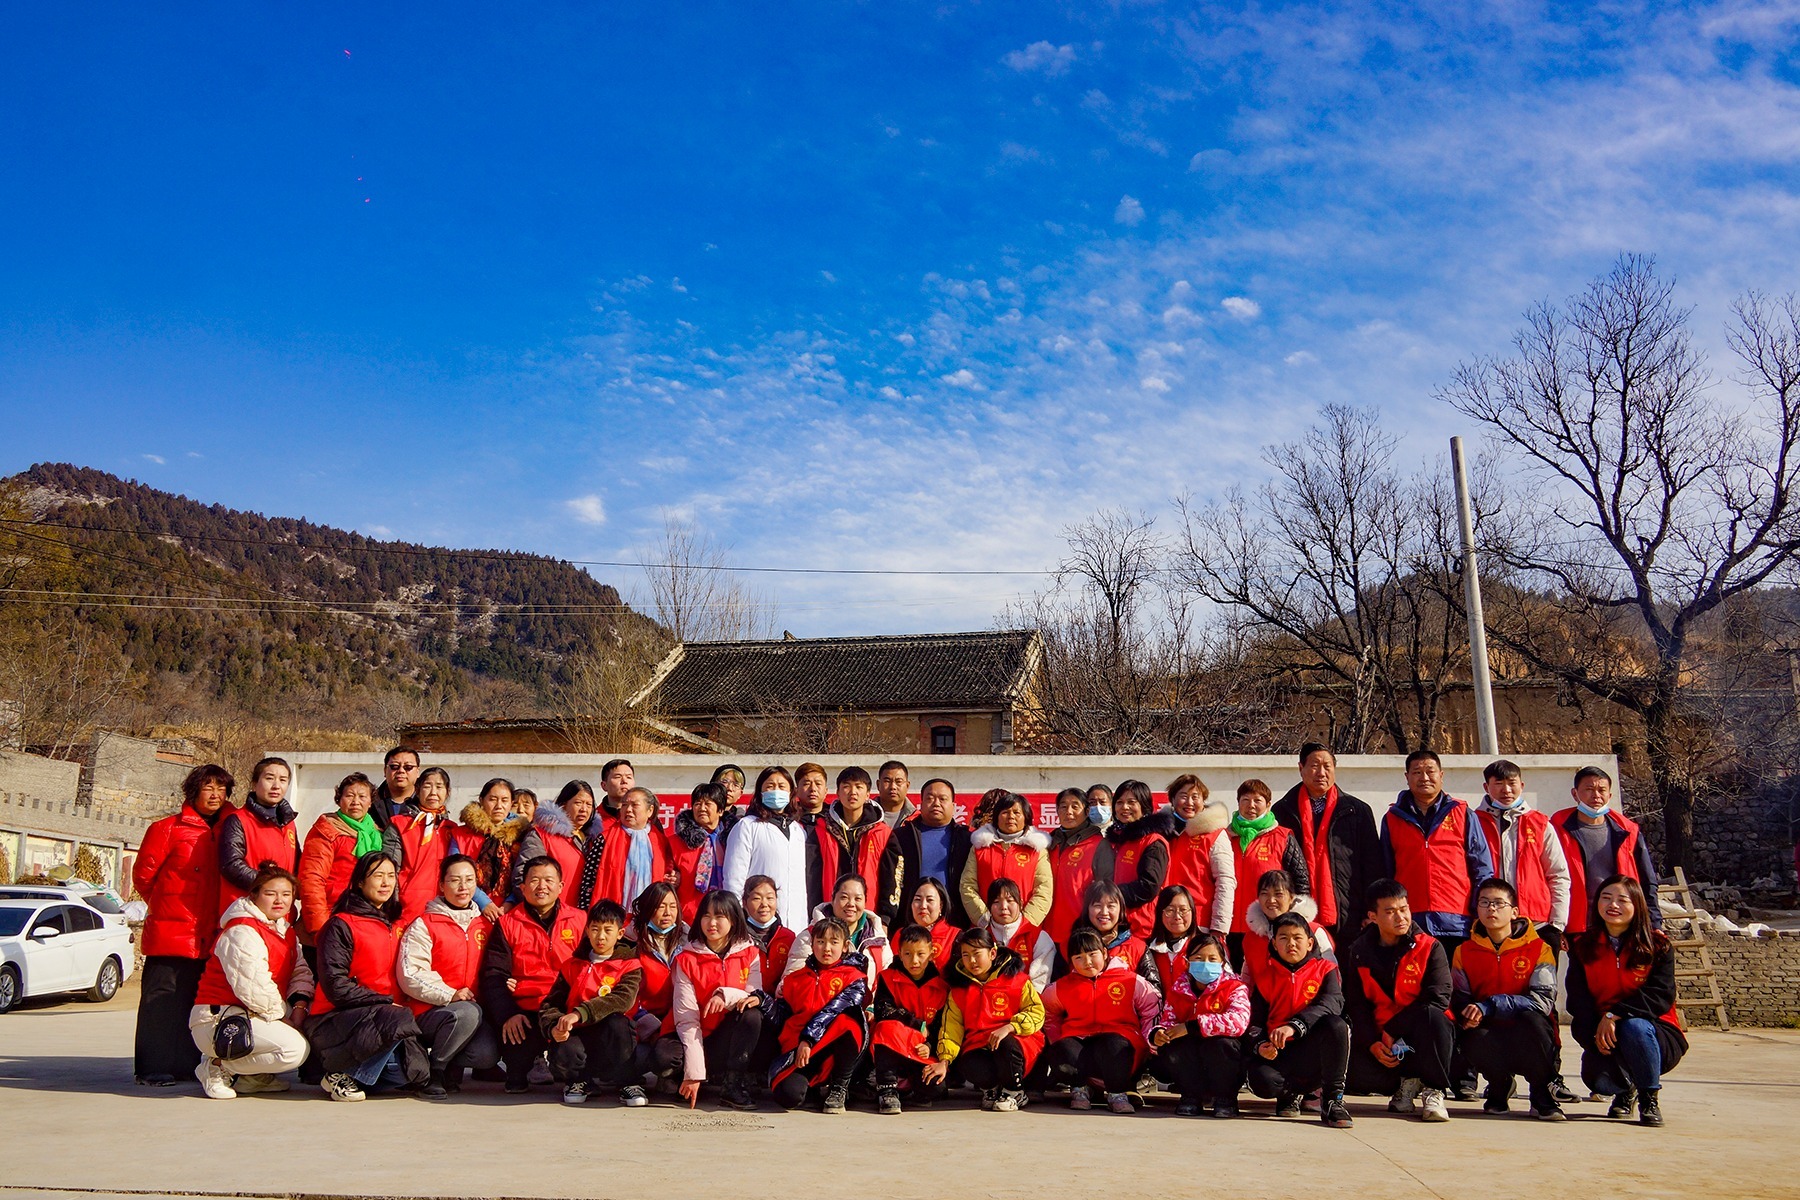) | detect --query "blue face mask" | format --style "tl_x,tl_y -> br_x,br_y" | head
761,790 -> 790,811
648,920 -> 675,936
1576,800 -> 1610,819
746,913 -> 777,931
1188,959 -> 1224,986
1088,805 -> 1110,826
